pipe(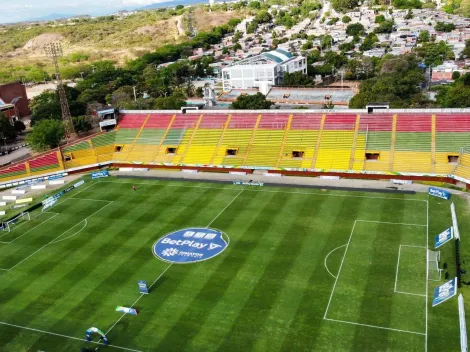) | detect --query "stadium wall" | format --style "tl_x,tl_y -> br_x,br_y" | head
2,109 -> 470,188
